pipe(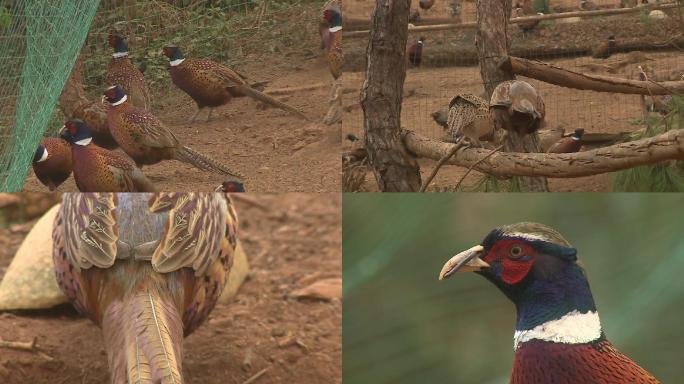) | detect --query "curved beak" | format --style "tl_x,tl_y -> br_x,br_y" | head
438,244 -> 489,281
